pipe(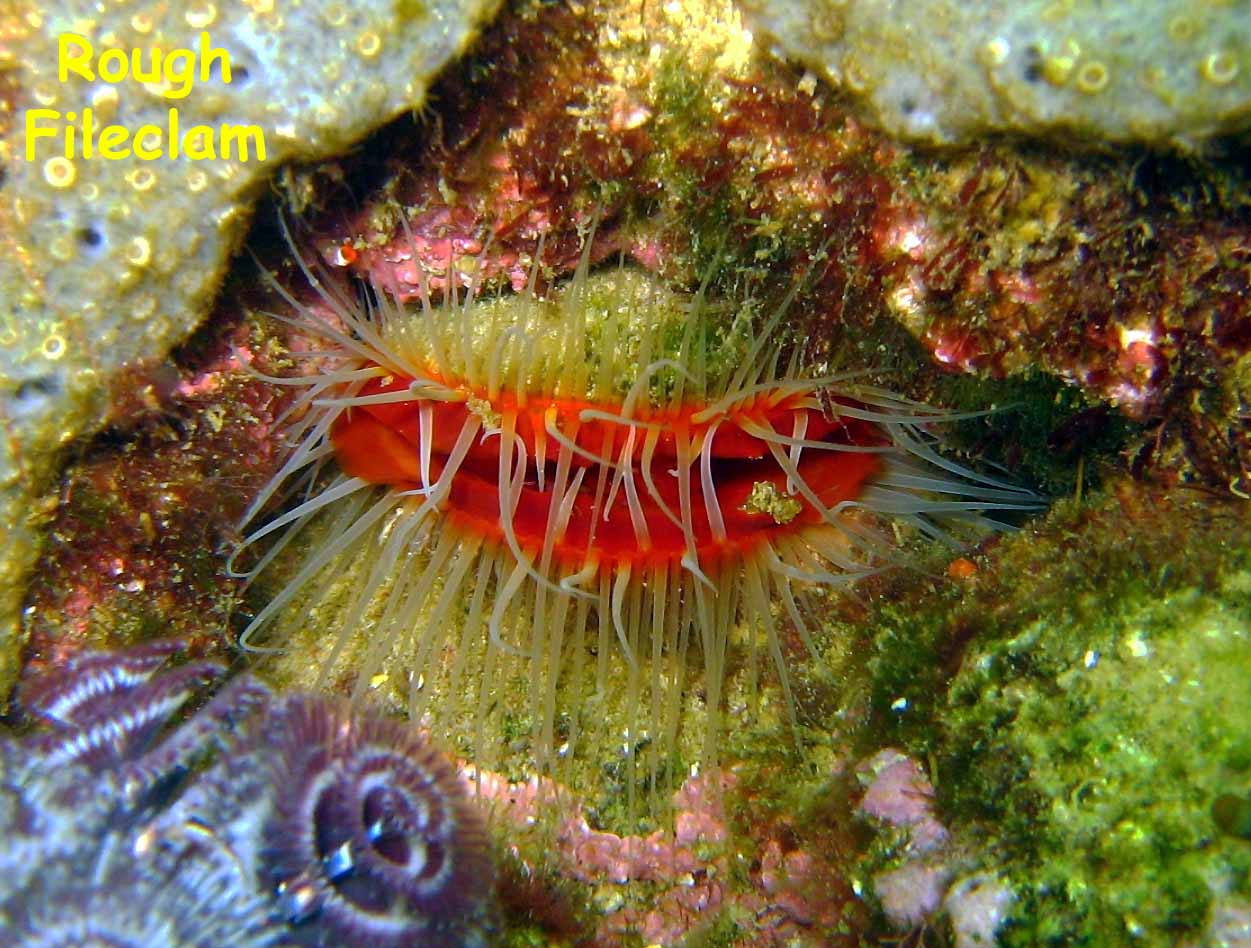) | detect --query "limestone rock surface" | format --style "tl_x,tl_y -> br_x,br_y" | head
0,0 -> 501,700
